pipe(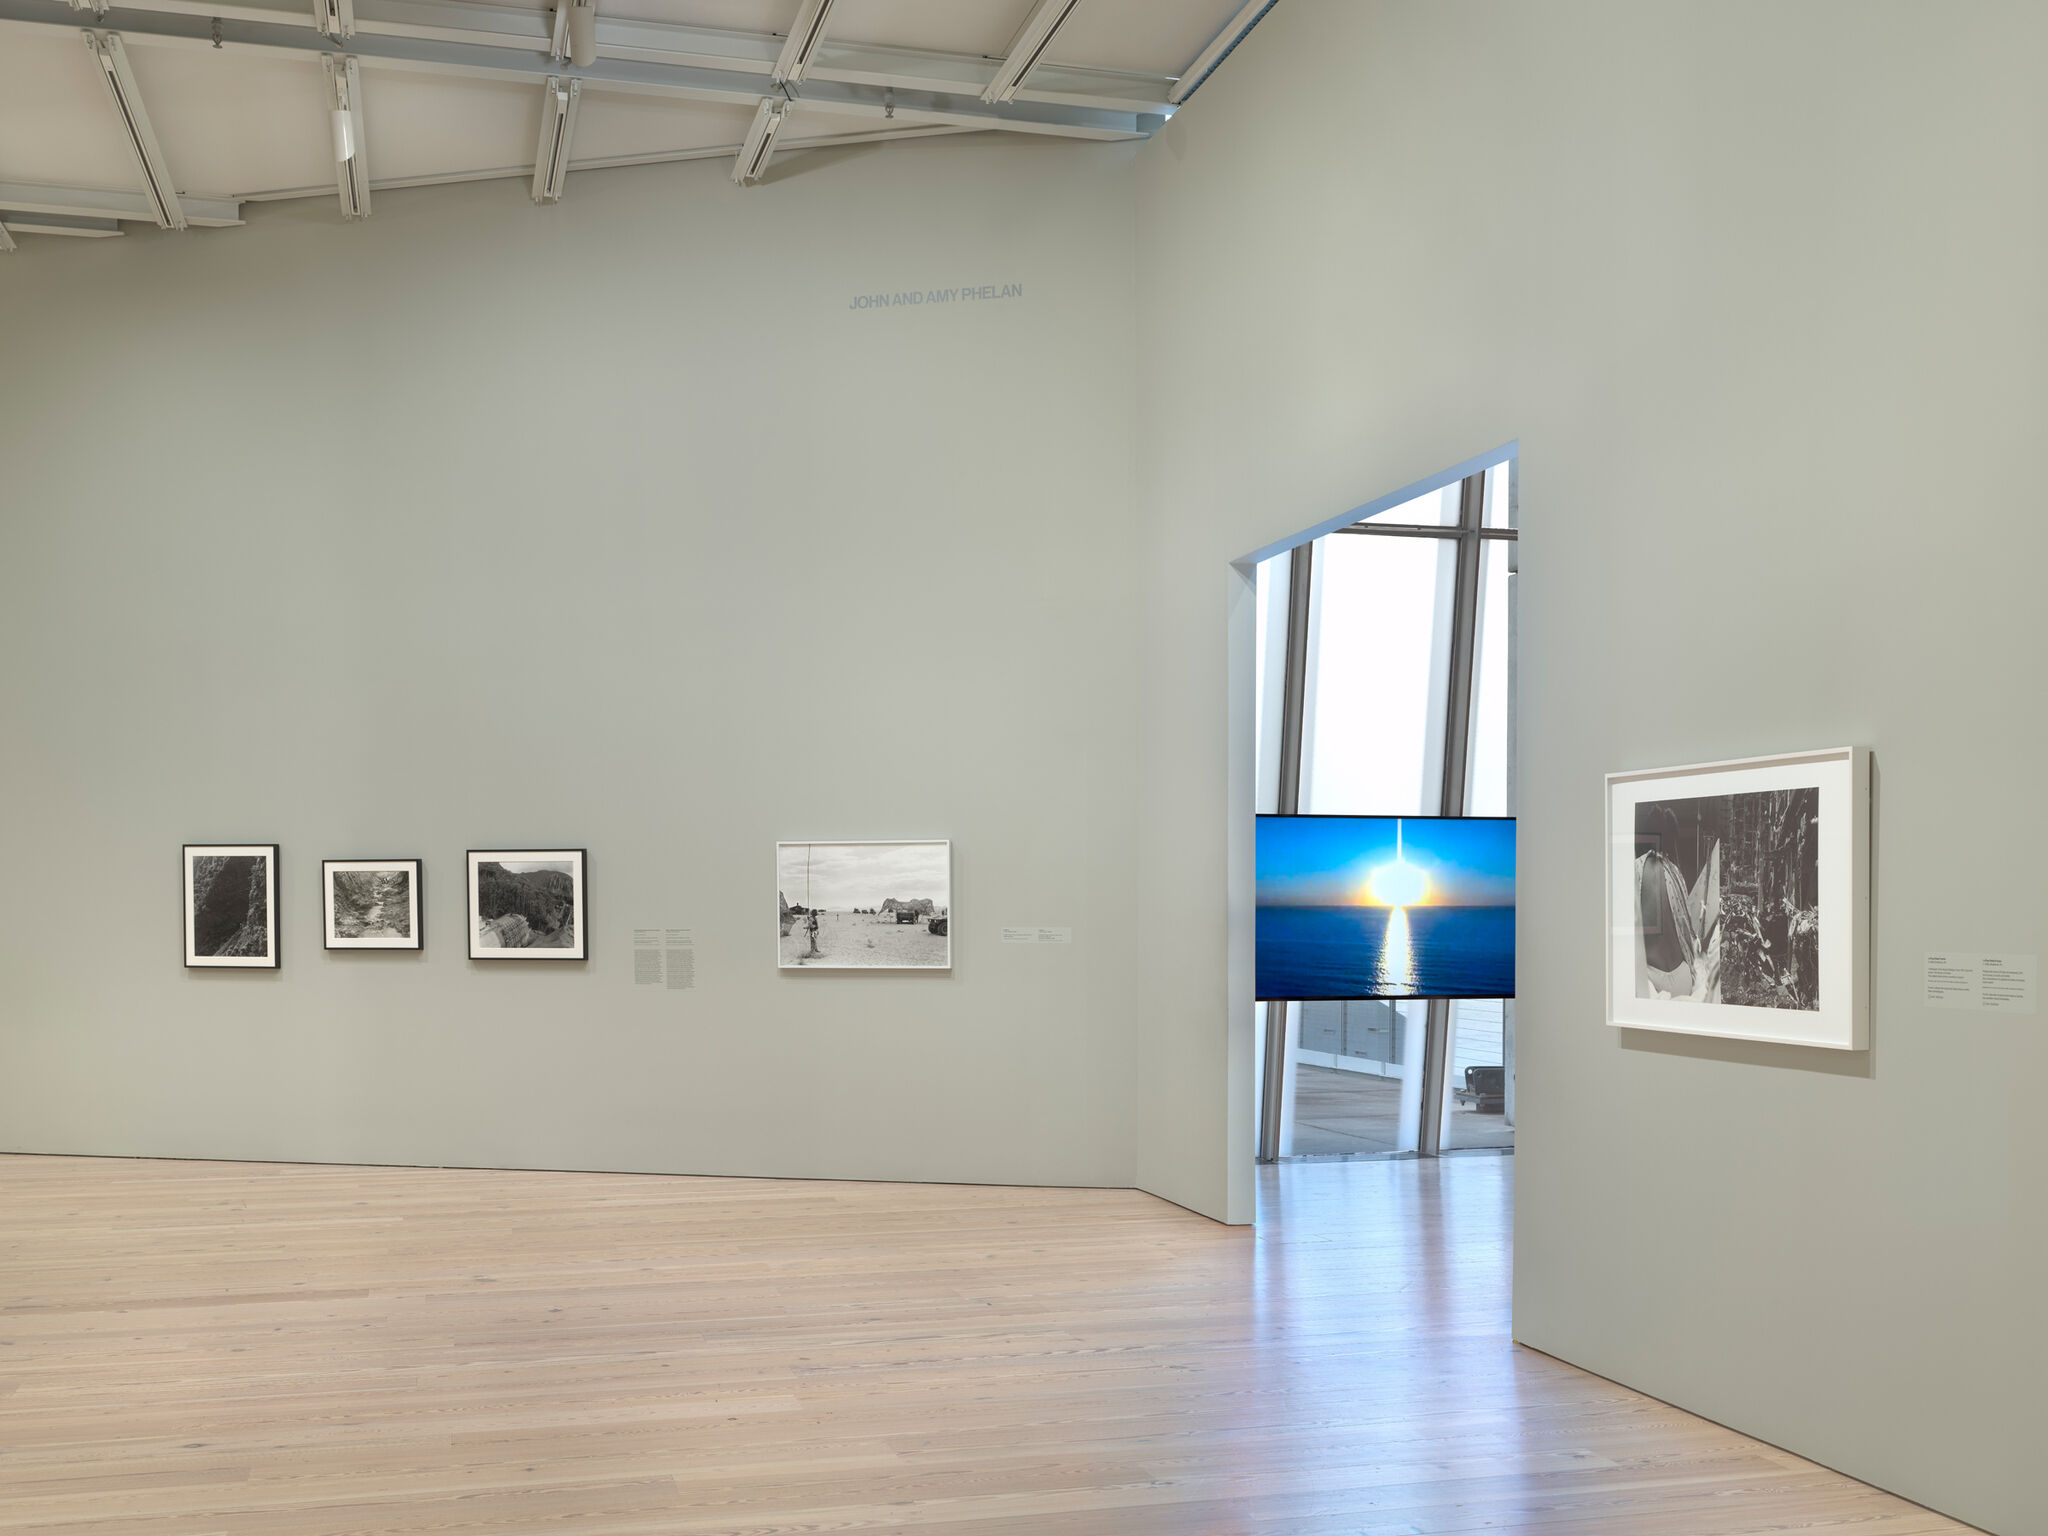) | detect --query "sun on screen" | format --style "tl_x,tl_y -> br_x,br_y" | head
1360,820 -> 1430,908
